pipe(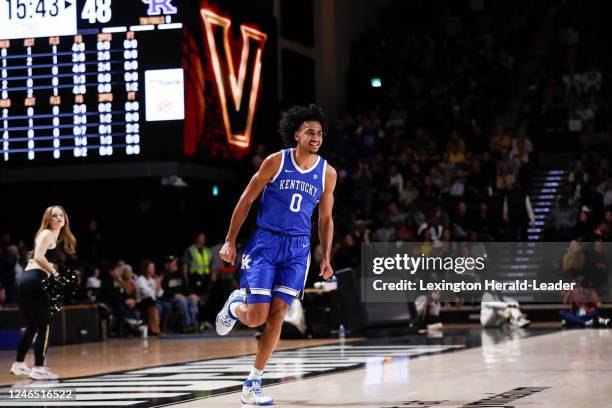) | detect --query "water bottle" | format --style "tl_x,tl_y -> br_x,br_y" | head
338,324 -> 346,340
139,325 -> 148,339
